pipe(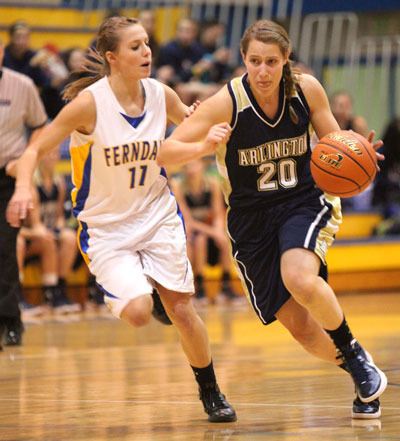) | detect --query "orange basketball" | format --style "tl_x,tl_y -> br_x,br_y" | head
310,130 -> 377,198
